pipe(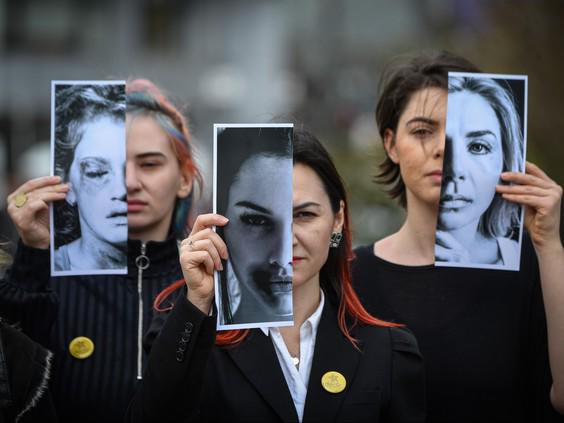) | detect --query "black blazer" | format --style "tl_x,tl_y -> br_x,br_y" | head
128,296 -> 425,423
